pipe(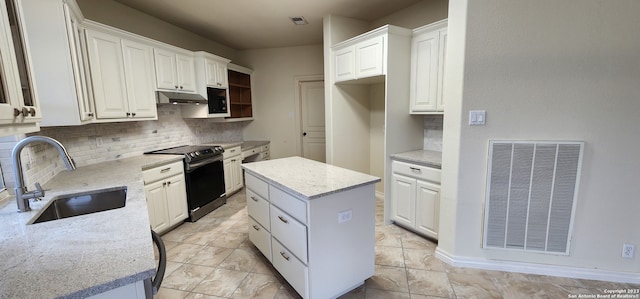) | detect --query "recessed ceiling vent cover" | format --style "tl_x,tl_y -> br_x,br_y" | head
289,16 -> 308,25
483,141 -> 584,255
